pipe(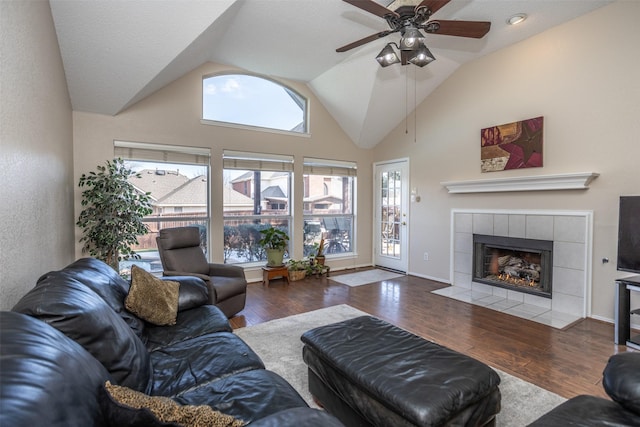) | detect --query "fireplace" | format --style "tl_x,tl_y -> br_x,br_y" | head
473,234 -> 553,298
